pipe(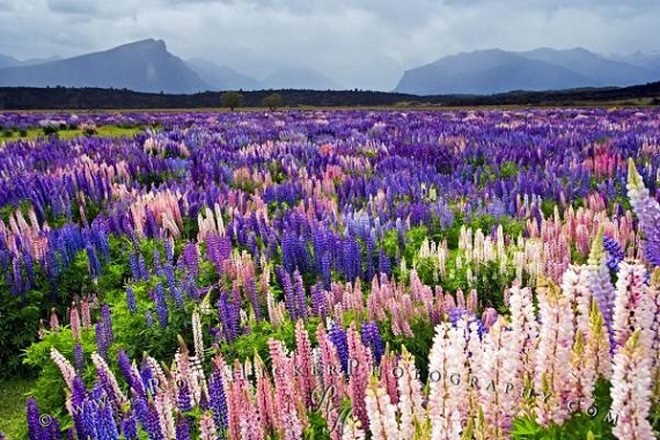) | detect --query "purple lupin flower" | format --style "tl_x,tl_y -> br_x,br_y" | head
603,236 -> 625,271
310,282 -> 327,319
627,159 -> 660,267
276,265 -> 297,320
328,322 -> 349,373
101,303 -> 114,344
293,269 -> 309,321
378,247 -> 391,278
145,310 -> 154,328
121,411 -> 139,440
138,254 -> 150,280
126,287 -> 137,314
118,349 -> 144,396
360,321 -> 384,364
181,242 -> 200,277
74,343 -> 84,374
209,360 -> 229,432
71,376 -> 88,439
153,283 -> 168,328
175,413 -> 191,440
129,252 -> 140,280
26,398 -> 44,440
95,320 -> 109,361
91,385 -> 120,440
